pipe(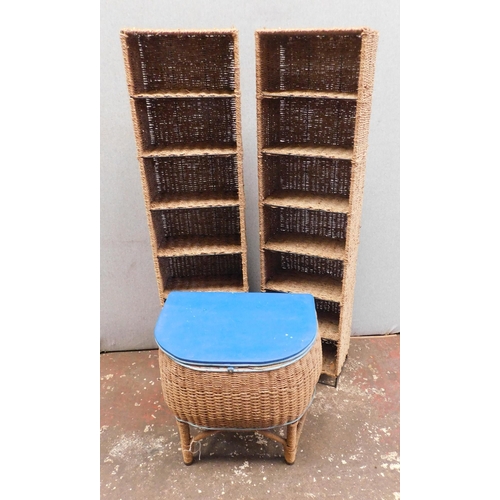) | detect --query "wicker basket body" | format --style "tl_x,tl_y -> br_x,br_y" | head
158,333 -> 322,430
